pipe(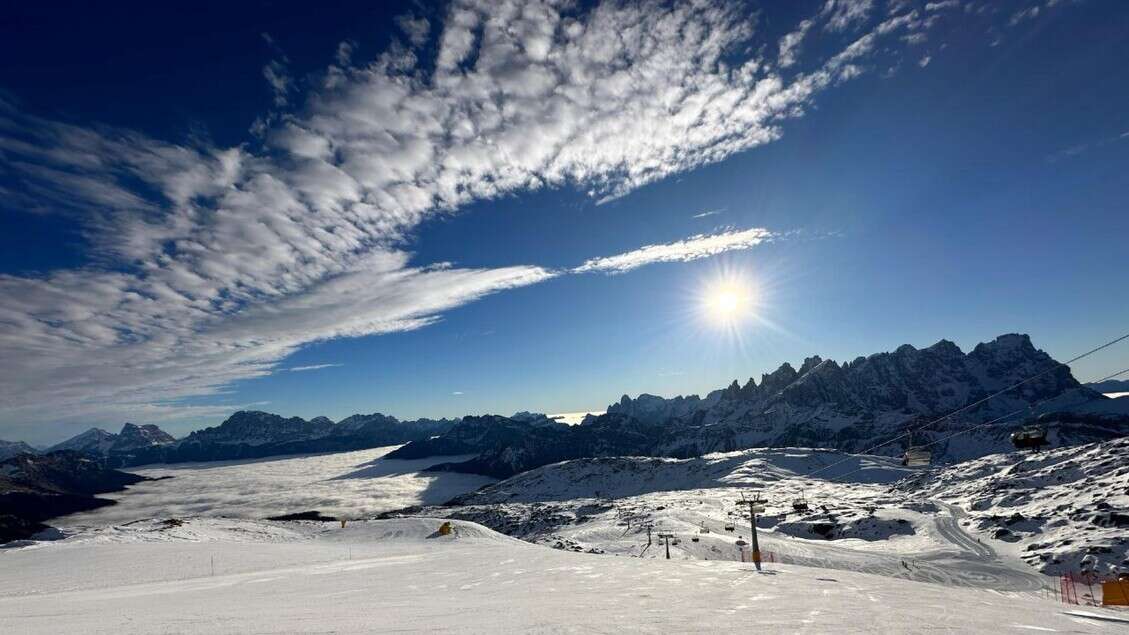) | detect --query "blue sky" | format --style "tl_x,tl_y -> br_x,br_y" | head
1,0 -> 1127,444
